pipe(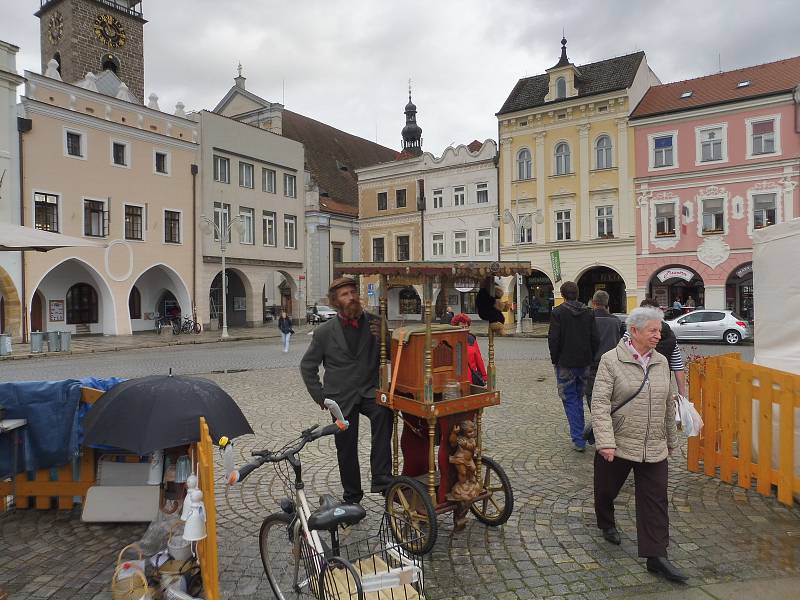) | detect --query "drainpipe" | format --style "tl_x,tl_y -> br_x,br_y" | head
190,163 -> 198,321
494,146 -> 501,261
417,178 -> 425,260
17,116 -> 32,343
